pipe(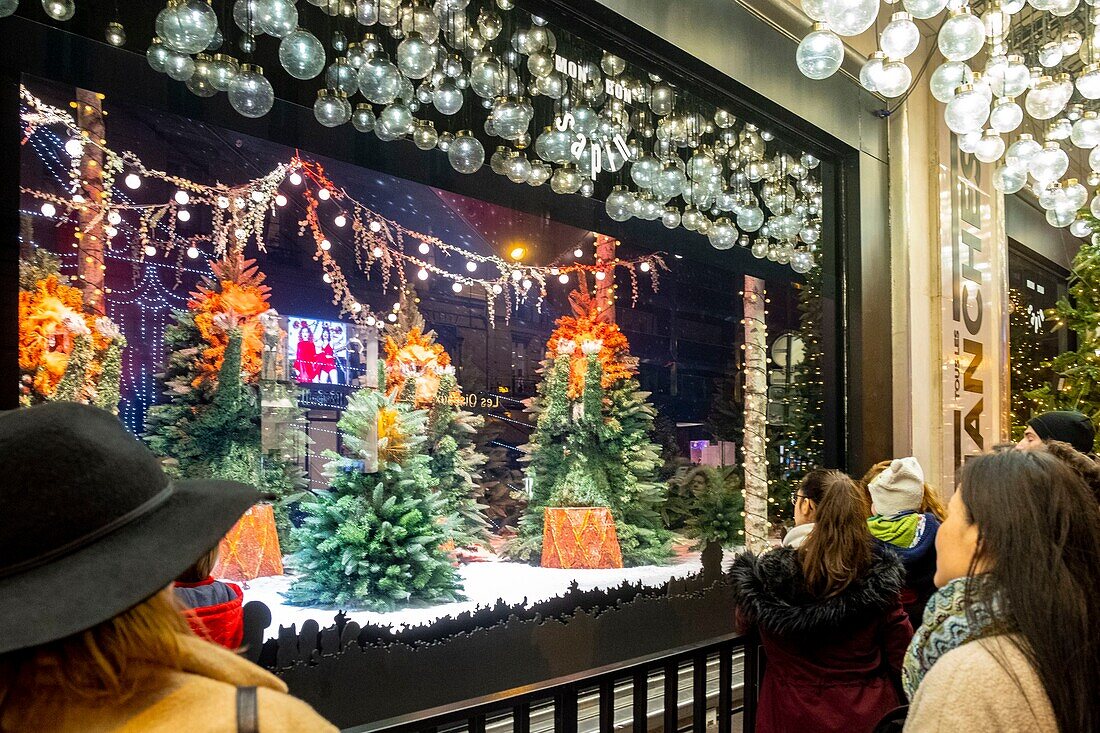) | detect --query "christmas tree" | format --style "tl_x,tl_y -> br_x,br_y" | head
1009,288 -> 1054,440
476,424 -> 527,533
507,289 -> 672,566
144,253 -> 307,517
384,288 -> 489,548
285,388 -> 464,608
665,464 -> 745,549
